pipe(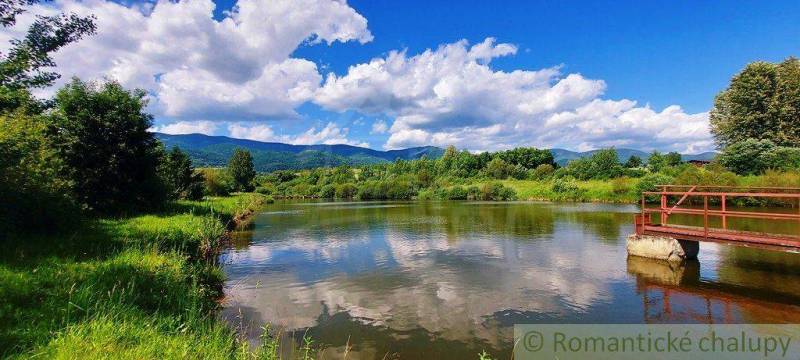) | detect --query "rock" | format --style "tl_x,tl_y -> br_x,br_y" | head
626,255 -> 700,286
626,234 -> 699,262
